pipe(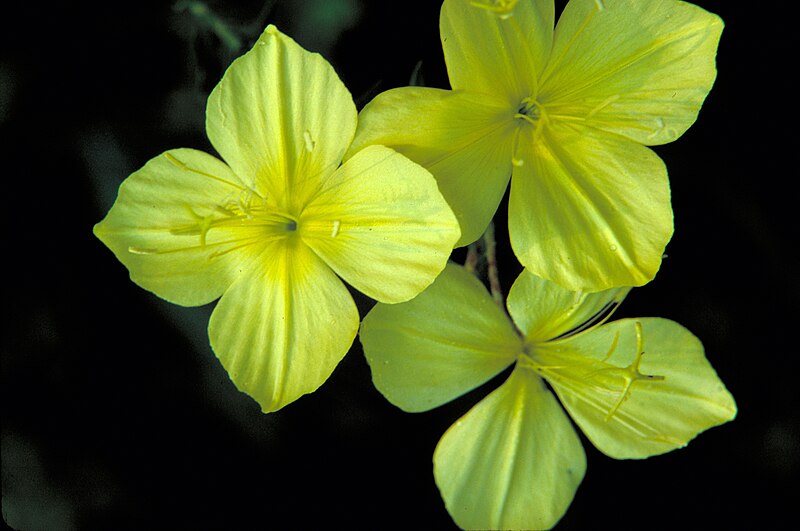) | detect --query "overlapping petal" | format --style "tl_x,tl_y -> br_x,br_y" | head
507,269 -> 629,342
441,0 -> 554,101
537,318 -> 737,459
360,263 -> 521,412
509,121 -> 672,291
349,87 -> 517,247
541,0 -> 723,145
208,239 -> 359,413
93,148 -> 258,306
206,25 -> 357,212
301,145 -> 460,304
433,367 -> 586,530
